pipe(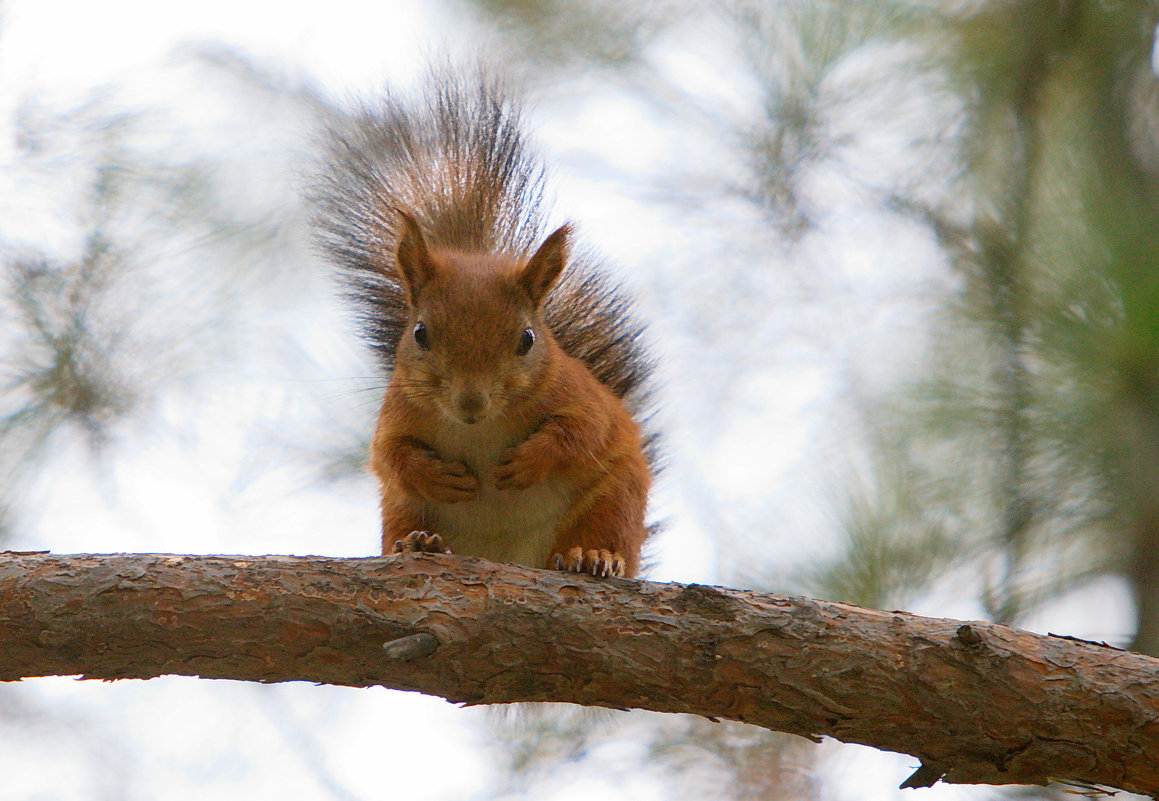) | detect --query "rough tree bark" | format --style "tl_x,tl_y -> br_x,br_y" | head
0,551 -> 1156,796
